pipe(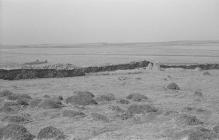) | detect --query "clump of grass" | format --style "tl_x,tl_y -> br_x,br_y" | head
91,113 -> 110,123
16,98 -> 29,106
109,105 -> 125,113
0,89 -> 13,97
0,101 -> 21,113
166,82 -> 180,90
176,114 -> 203,126
0,124 -> 35,140
0,105 -> 17,114
118,76 -> 128,81
7,93 -> 32,101
39,99 -> 64,109
116,112 -> 132,120
74,91 -> 95,98
174,127 -> 218,140
213,125 -> 219,133
62,110 -> 86,118
37,126 -> 65,140
126,93 -> 148,102
66,91 -> 97,106
95,93 -> 115,102
2,115 -> 32,124
194,90 -> 203,97
116,104 -> 158,121
127,104 -> 158,115
117,99 -> 130,104
43,95 -> 50,98
29,98 -> 42,108
203,71 -> 211,76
